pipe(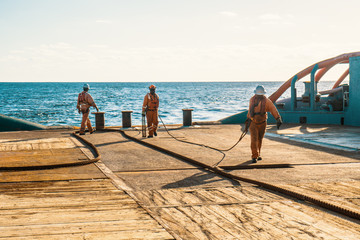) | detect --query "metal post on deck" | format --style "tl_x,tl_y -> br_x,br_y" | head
182,109 -> 193,126
290,75 -> 298,111
310,64 -> 319,111
122,111 -> 133,128
92,112 -> 105,130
